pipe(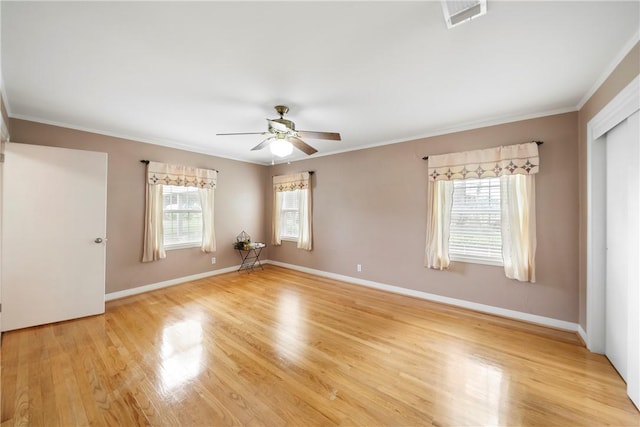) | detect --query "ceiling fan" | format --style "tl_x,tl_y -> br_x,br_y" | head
216,105 -> 341,157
